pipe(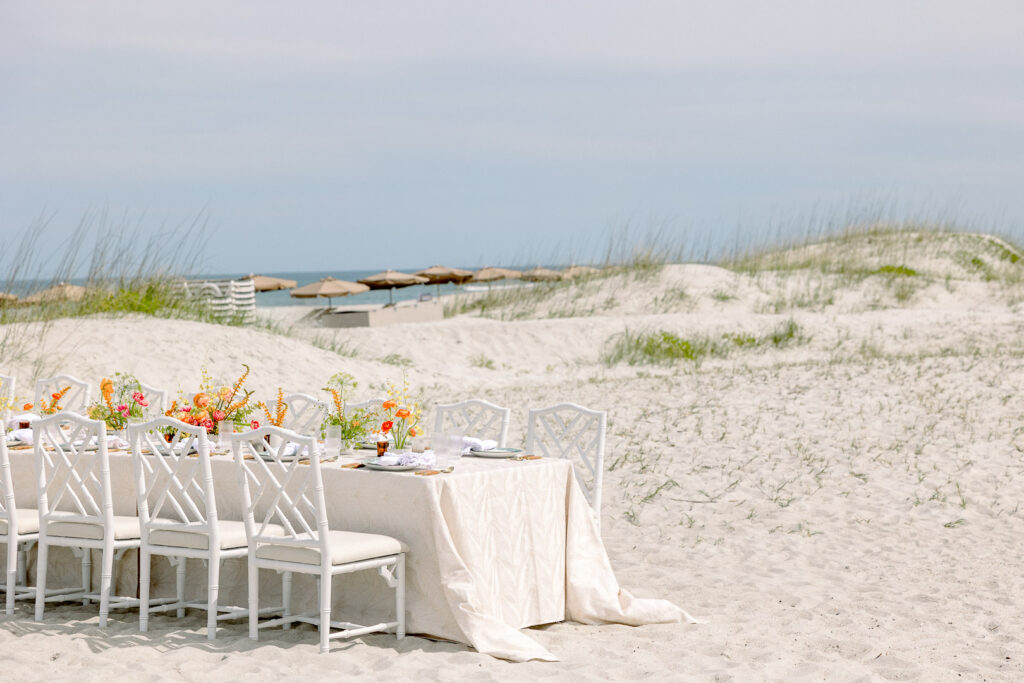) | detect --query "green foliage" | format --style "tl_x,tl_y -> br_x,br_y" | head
470,353 -> 496,370
602,319 -> 807,366
873,265 -> 917,277
380,353 -> 413,367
